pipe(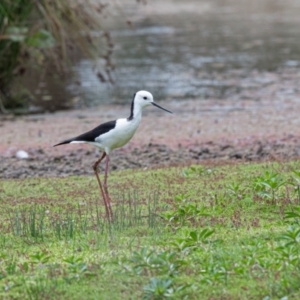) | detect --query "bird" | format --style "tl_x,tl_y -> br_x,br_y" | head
54,90 -> 172,222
